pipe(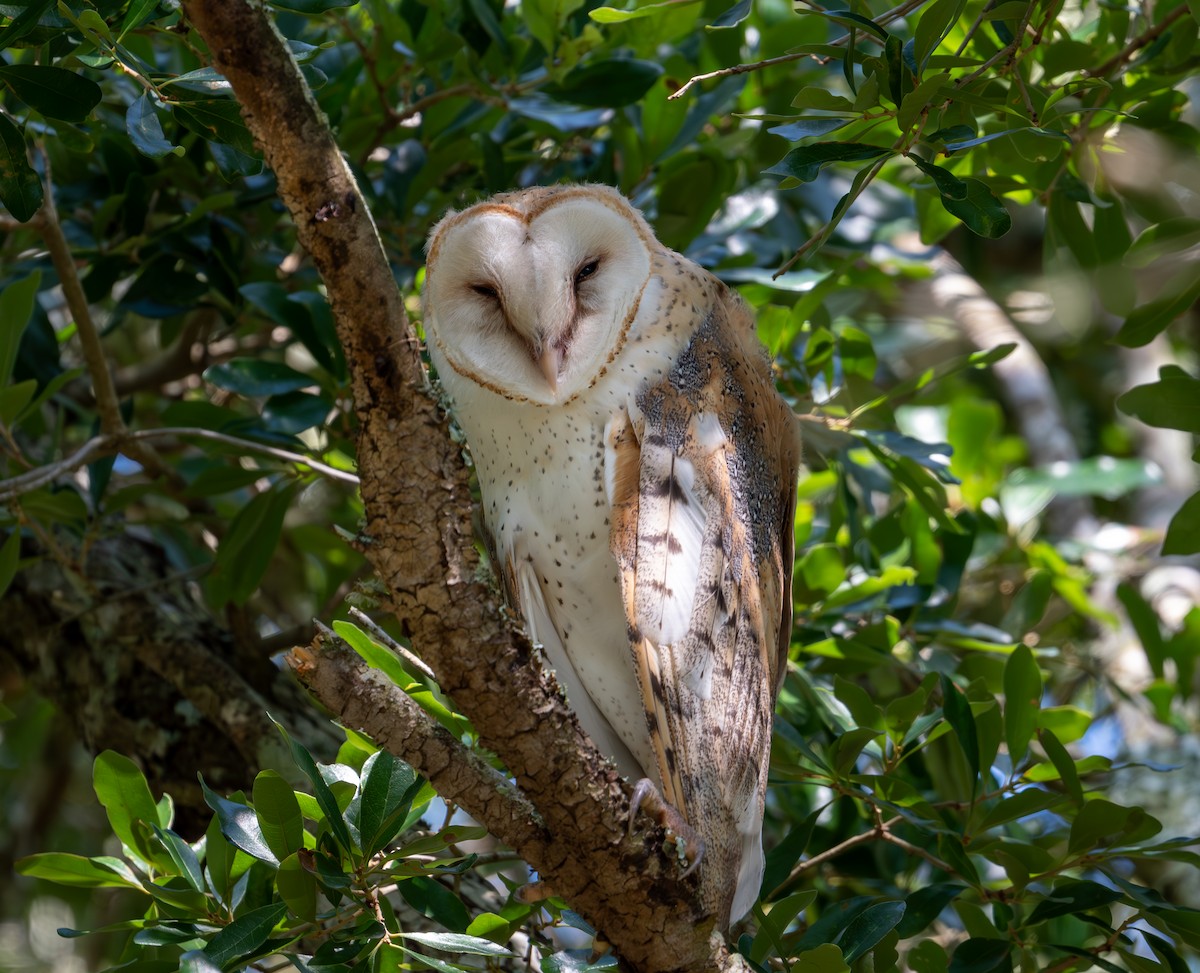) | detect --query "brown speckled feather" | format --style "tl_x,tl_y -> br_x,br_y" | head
609,266 -> 800,926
